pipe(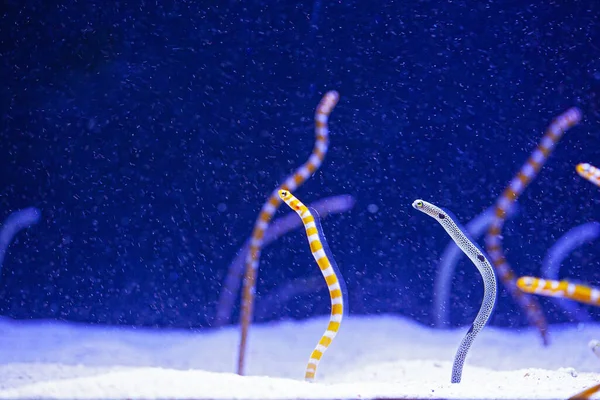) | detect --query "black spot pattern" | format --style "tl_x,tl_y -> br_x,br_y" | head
413,199 -> 497,384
